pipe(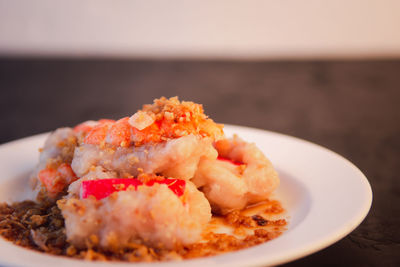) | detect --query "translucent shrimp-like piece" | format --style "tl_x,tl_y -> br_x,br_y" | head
30,128 -> 79,200
38,163 -> 77,198
71,97 -> 223,180
192,135 -> 279,214
72,134 -> 217,181
59,181 -> 211,250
